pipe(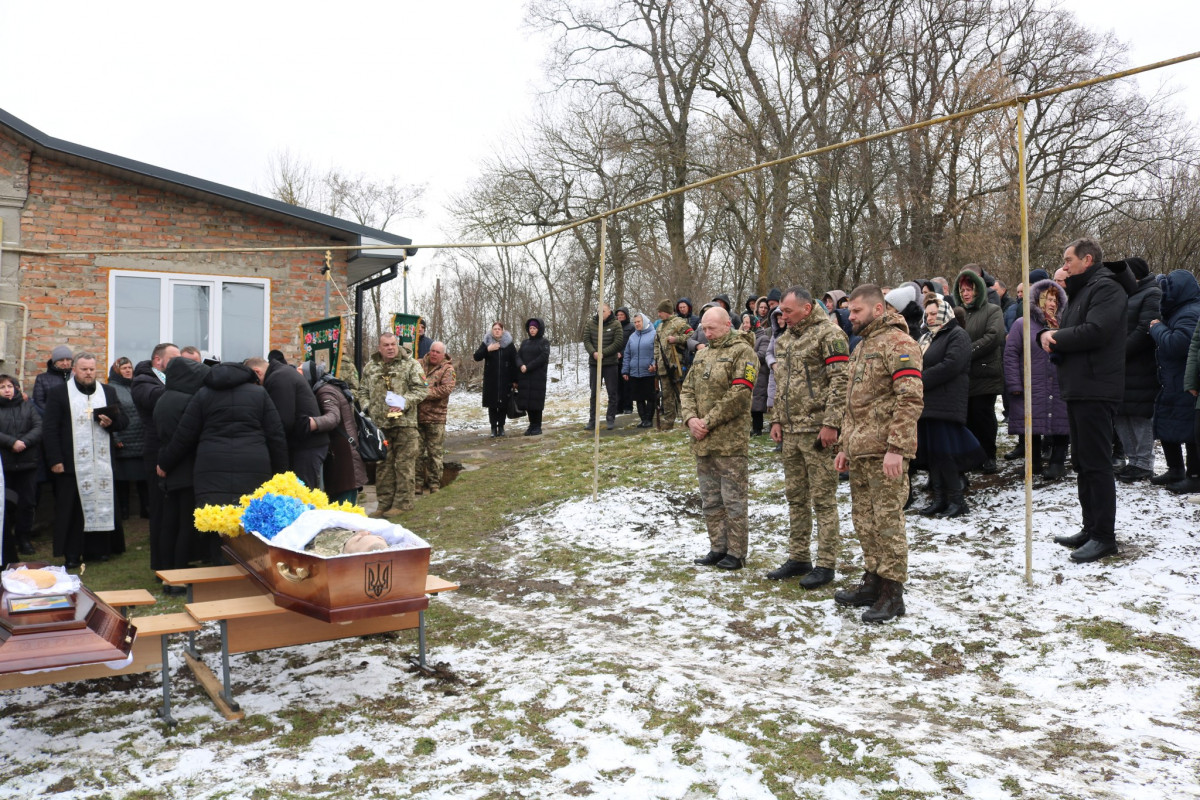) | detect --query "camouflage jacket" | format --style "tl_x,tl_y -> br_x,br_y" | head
417,355 -> 456,425
770,308 -> 849,434
839,311 -> 923,459
362,350 -> 428,430
679,330 -> 758,457
654,315 -> 692,384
